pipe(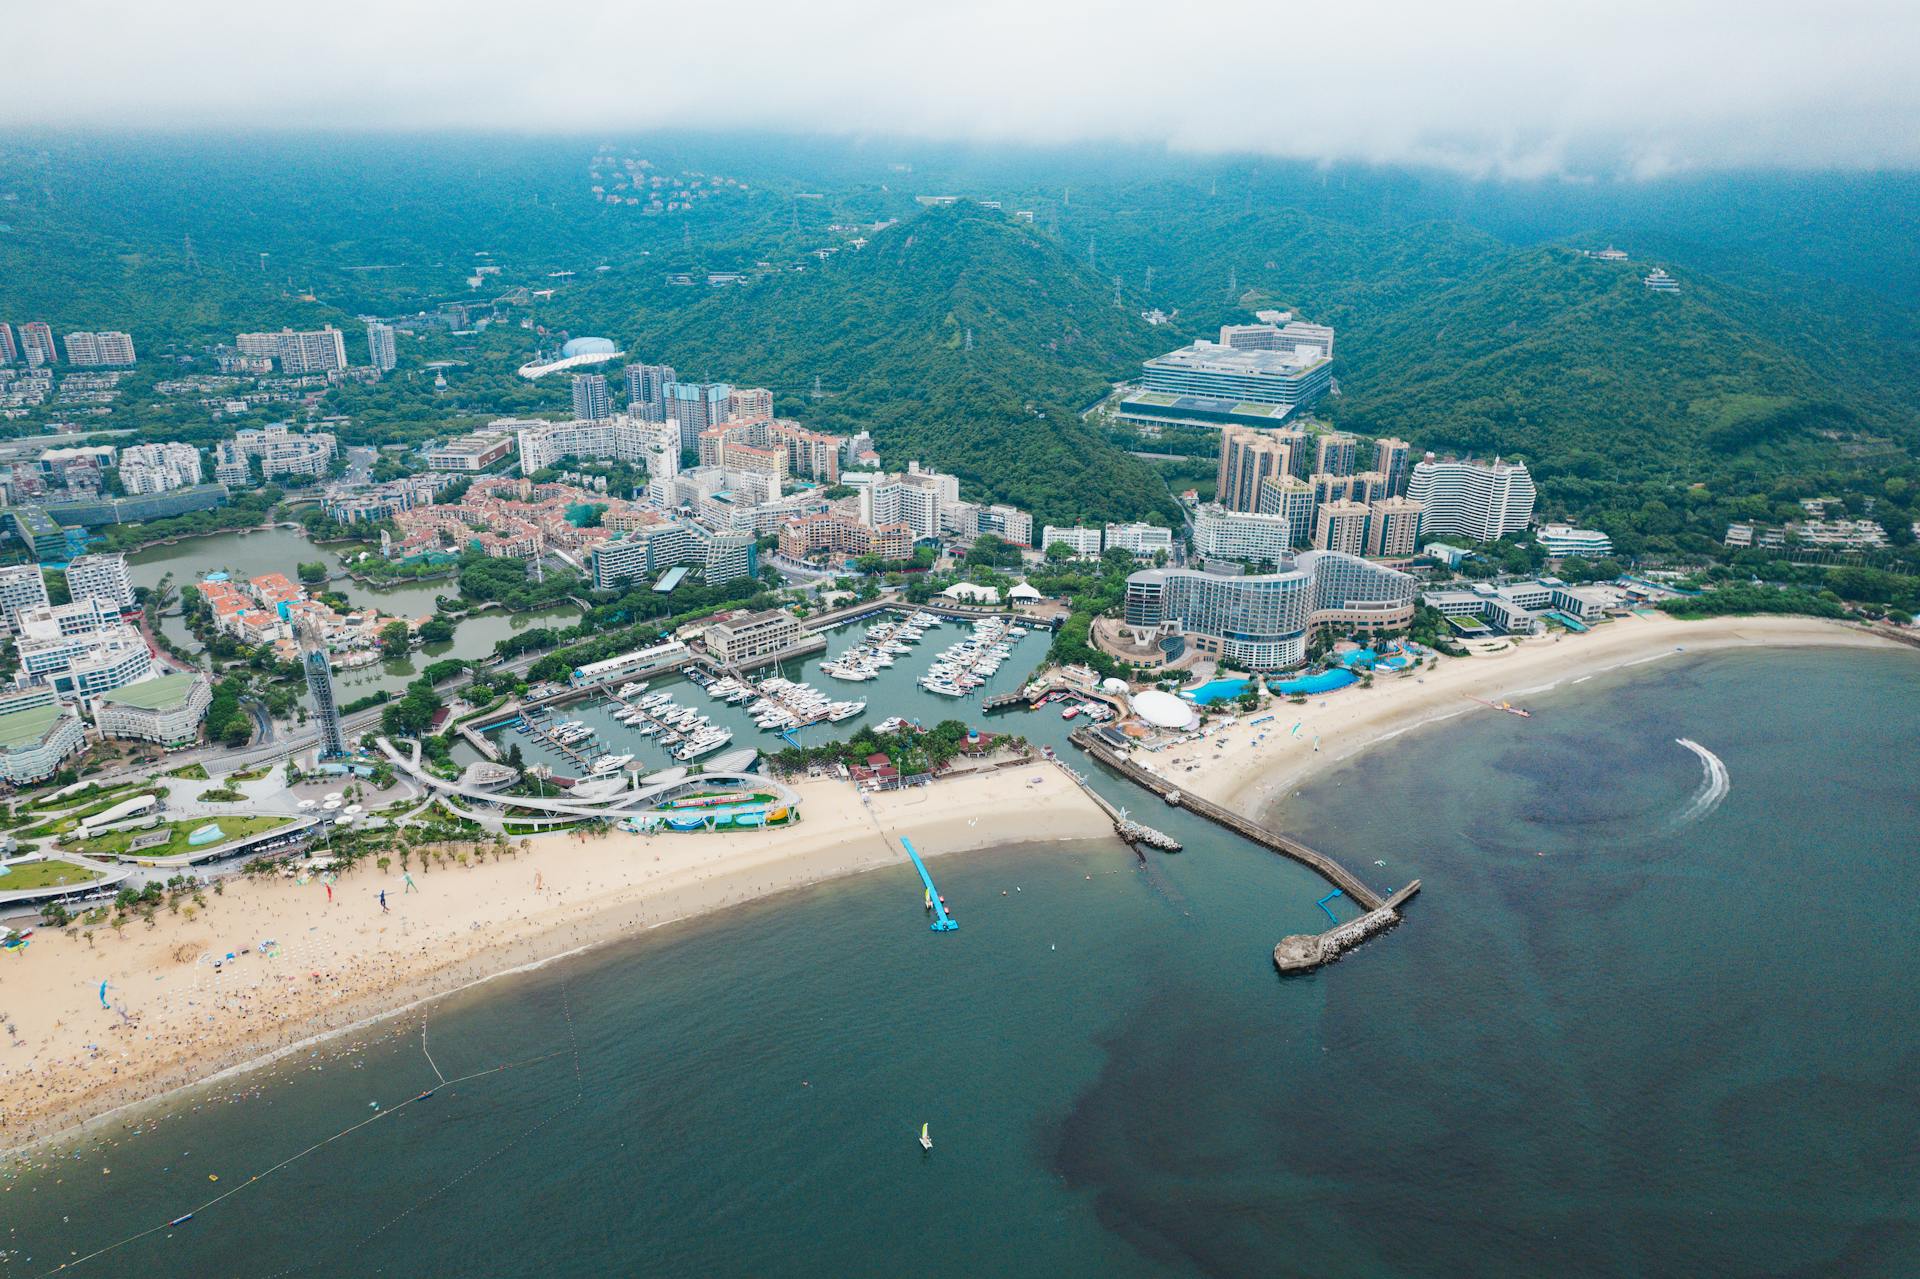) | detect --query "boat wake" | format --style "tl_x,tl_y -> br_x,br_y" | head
1673,738 -> 1730,824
